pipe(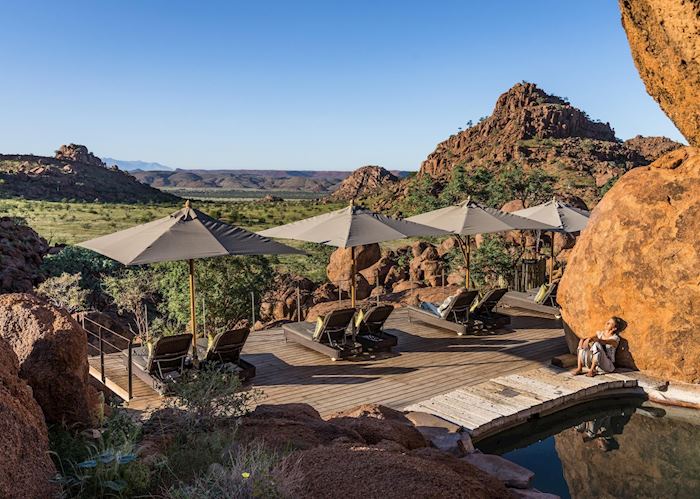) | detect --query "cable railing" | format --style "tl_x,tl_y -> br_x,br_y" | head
76,313 -> 134,400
